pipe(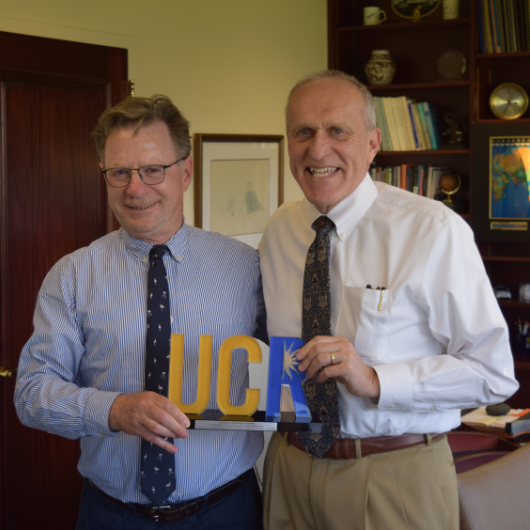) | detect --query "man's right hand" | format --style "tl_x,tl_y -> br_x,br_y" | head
108,392 -> 190,454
